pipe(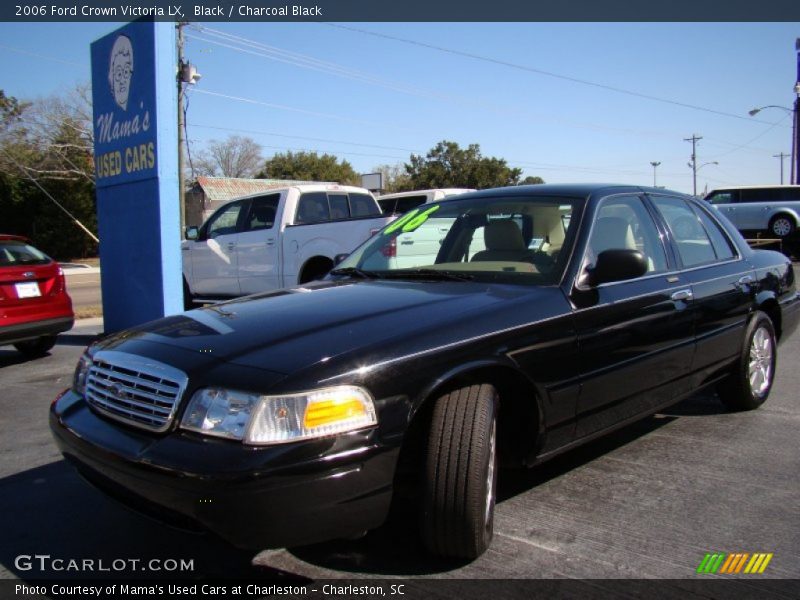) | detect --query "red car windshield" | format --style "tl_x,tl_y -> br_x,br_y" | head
0,240 -> 51,266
